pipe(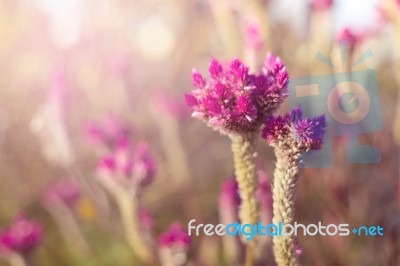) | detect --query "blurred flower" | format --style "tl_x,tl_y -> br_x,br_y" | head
244,22 -> 263,52
139,208 -> 154,231
310,0 -> 333,10
42,179 -> 80,208
84,113 -> 131,149
158,223 -> 190,266
336,28 -> 358,46
96,141 -> 155,192
262,106 -> 326,152
185,53 -> 288,134
0,214 -> 42,256
218,178 -> 241,209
